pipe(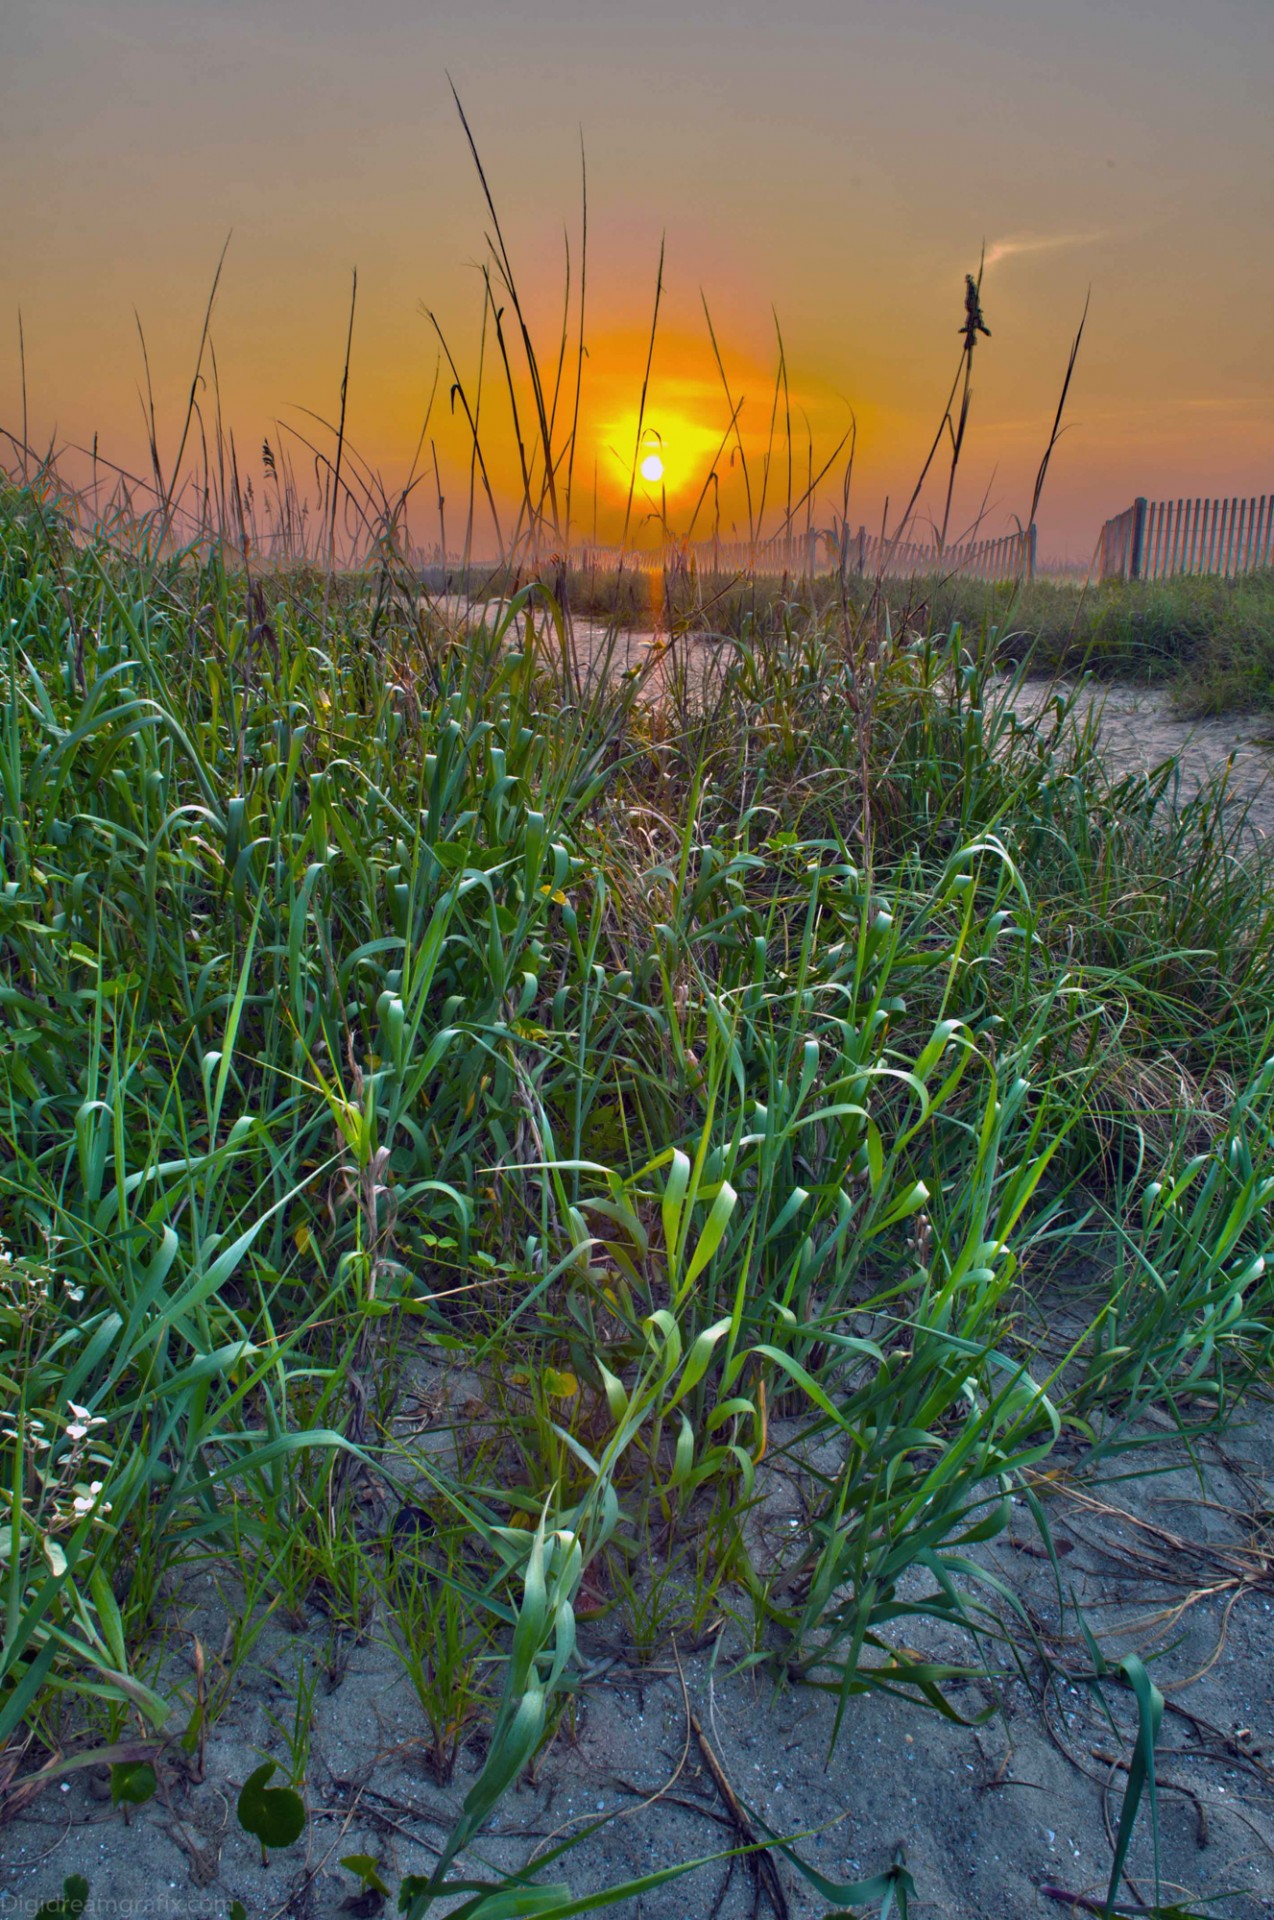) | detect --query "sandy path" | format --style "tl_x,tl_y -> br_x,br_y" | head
439,599 -> 1274,841
1005,676 -> 1274,841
